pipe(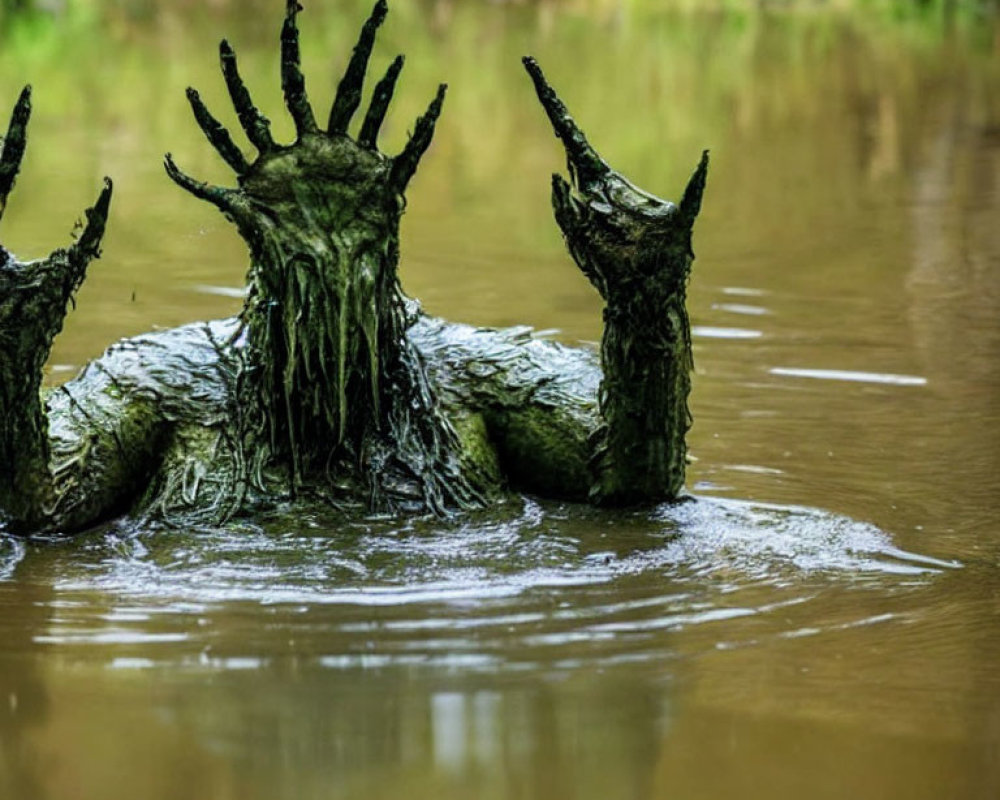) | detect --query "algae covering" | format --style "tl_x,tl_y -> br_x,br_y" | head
0,0 -> 708,536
